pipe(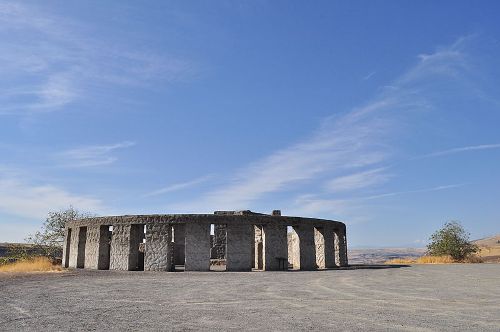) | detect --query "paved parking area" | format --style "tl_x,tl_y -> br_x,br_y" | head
1,264 -> 499,331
